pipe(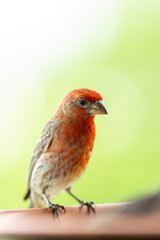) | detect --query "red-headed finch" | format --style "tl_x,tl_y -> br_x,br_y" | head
24,88 -> 108,215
